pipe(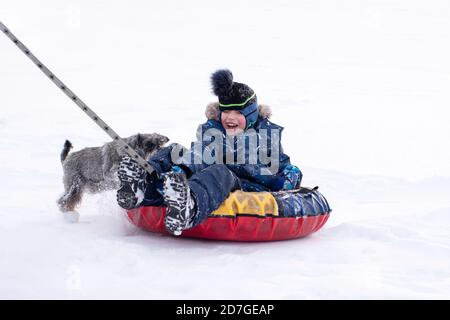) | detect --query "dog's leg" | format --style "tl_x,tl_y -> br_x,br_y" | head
57,176 -> 84,212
